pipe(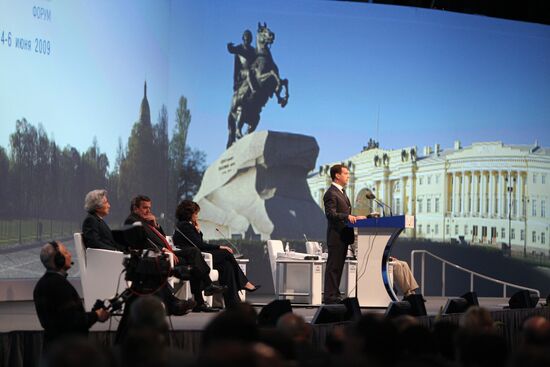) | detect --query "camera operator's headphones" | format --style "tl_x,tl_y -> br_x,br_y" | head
49,241 -> 66,269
